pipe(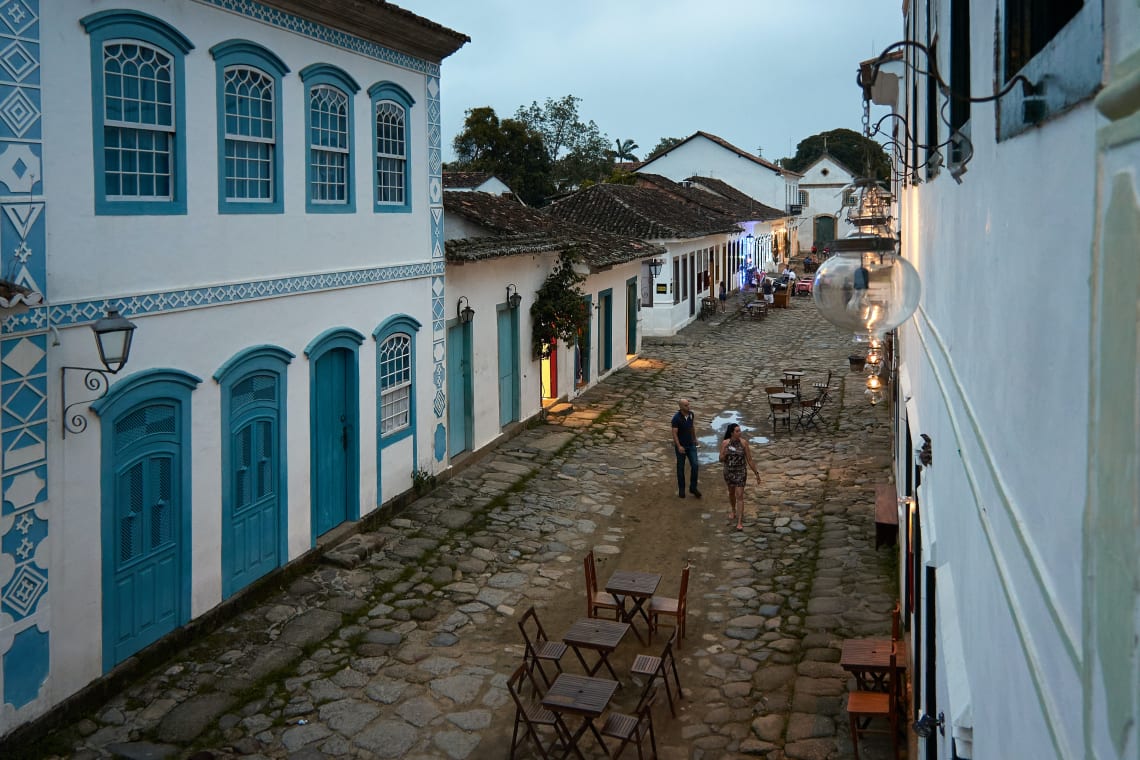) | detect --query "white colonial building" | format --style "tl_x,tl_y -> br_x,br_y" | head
637,131 -> 801,262
874,0 -> 1139,758
0,0 -> 466,734
793,153 -> 858,251
443,189 -> 663,451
